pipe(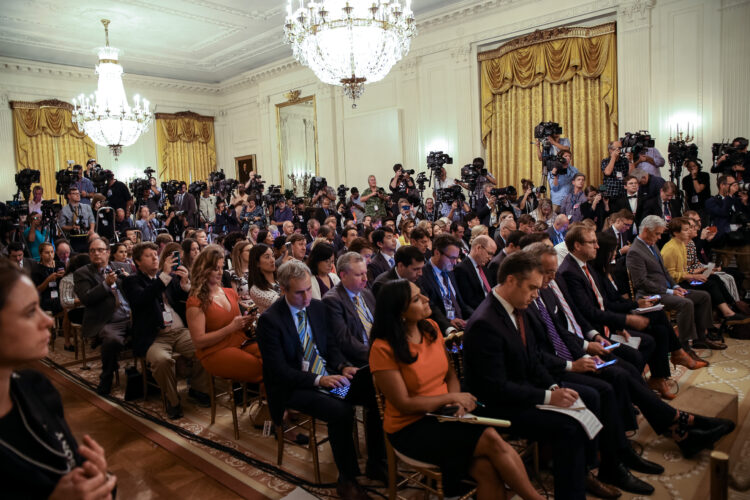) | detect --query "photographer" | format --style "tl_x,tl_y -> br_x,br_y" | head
311,184 -> 336,208
348,187 -> 365,222
633,144 -> 665,178
198,187 -> 217,227
714,137 -> 749,179
601,140 -> 635,199
682,159 -> 711,212
32,242 -> 64,316
360,175 -> 388,220
547,151 -> 579,210
164,206 -> 185,242
146,177 -> 164,214
215,199 -> 241,235
71,165 -> 96,206
468,157 -> 497,204
135,205 -> 162,242
28,185 -> 44,214
240,196 -> 266,230
104,170 -> 132,212
57,187 -> 95,253
389,163 -> 417,201
83,158 -> 97,179
23,212 -> 50,260
517,179 -> 540,214
395,198 -> 419,228
580,185 -> 610,231
535,127 -> 570,161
